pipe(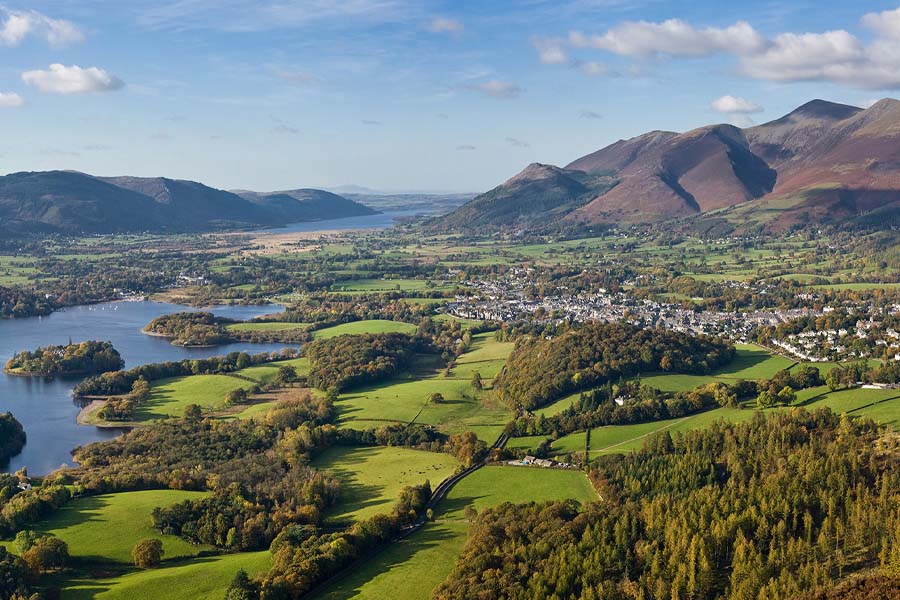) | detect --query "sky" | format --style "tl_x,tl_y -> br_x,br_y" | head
3,1 -> 900,193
